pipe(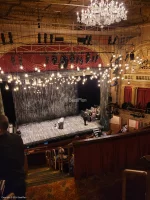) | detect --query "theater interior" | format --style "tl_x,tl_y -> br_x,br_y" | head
0,0 -> 150,199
